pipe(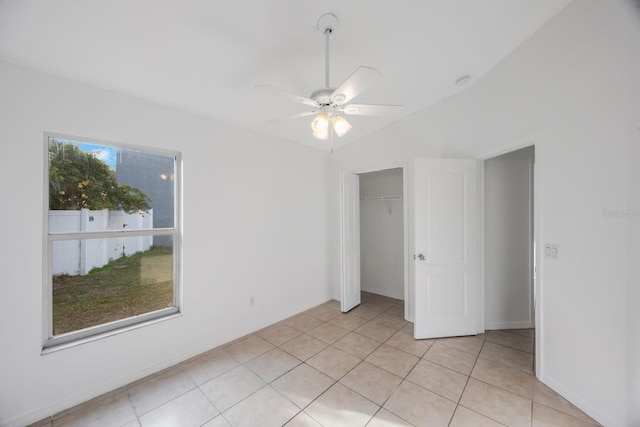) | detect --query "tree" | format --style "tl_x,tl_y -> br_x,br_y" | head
49,140 -> 151,213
